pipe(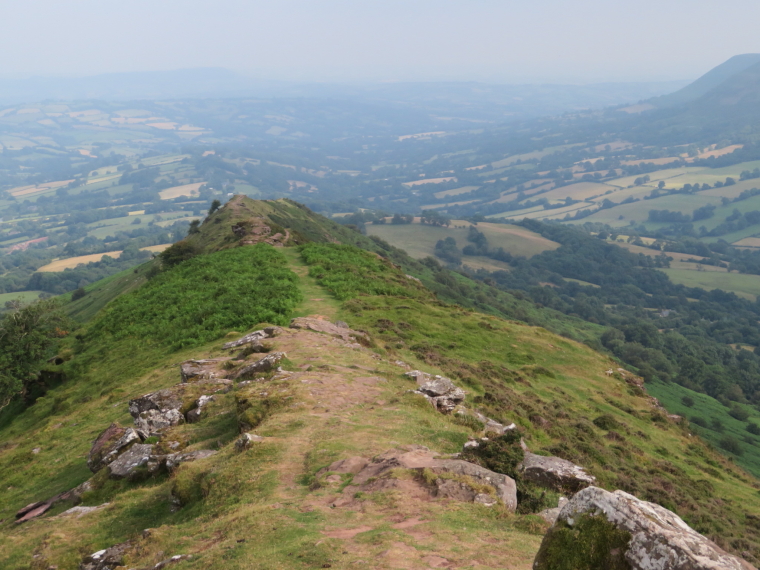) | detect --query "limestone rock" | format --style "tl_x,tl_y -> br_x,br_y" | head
186,395 -> 214,423
232,352 -> 287,379
290,316 -> 368,343
519,451 -> 595,493
235,433 -> 265,452
108,444 -> 154,479
343,445 -> 517,511
179,359 -> 225,382
87,423 -> 141,473
165,449 -> 217,472
222,327 -> 282,350
534,486 -> 755,570
133,408 -> 185,435
405,370 -> 465,413
79,541 -> 131,570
